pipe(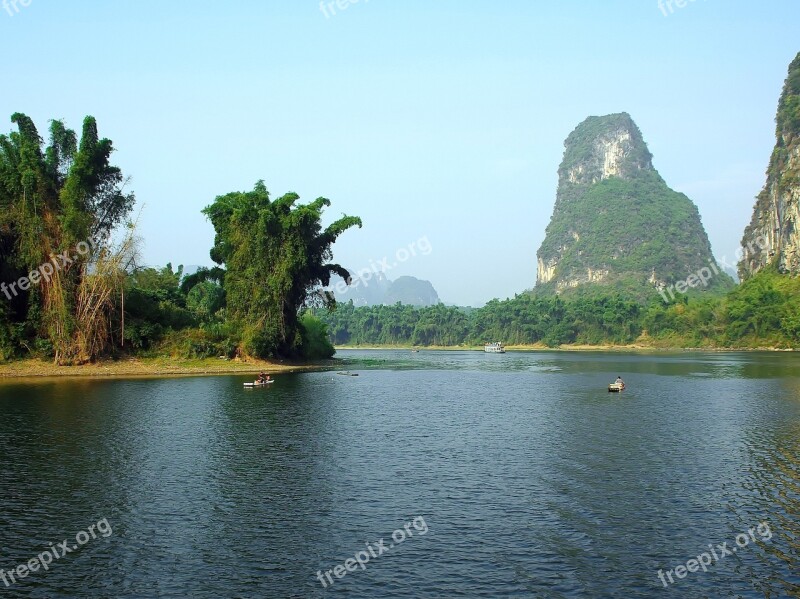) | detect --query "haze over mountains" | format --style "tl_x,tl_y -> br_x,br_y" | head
327,271 -> 441,307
